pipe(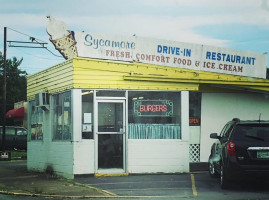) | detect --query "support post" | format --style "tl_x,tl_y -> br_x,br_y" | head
1,27 -> 11,161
